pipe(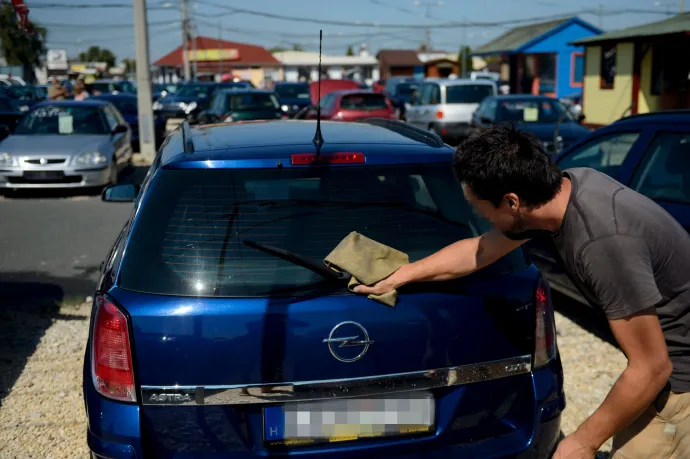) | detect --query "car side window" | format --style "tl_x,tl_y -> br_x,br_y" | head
556,131 -> 641,178
429,84 -> 441,105
103,107 -> 119,130
418,84 -> 431,105
630,132 -> 690,204
319,93 -> 335,111
211,93 -> 225,112
485,99 -> 498,120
